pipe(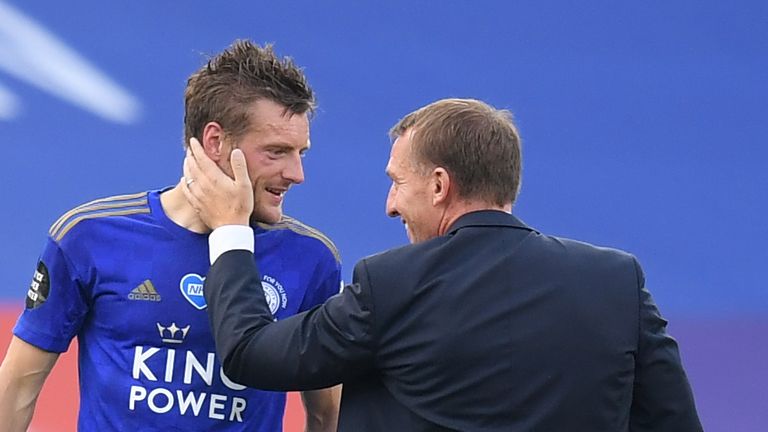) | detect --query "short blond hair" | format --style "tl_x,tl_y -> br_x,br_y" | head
390,98 -> 522,207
